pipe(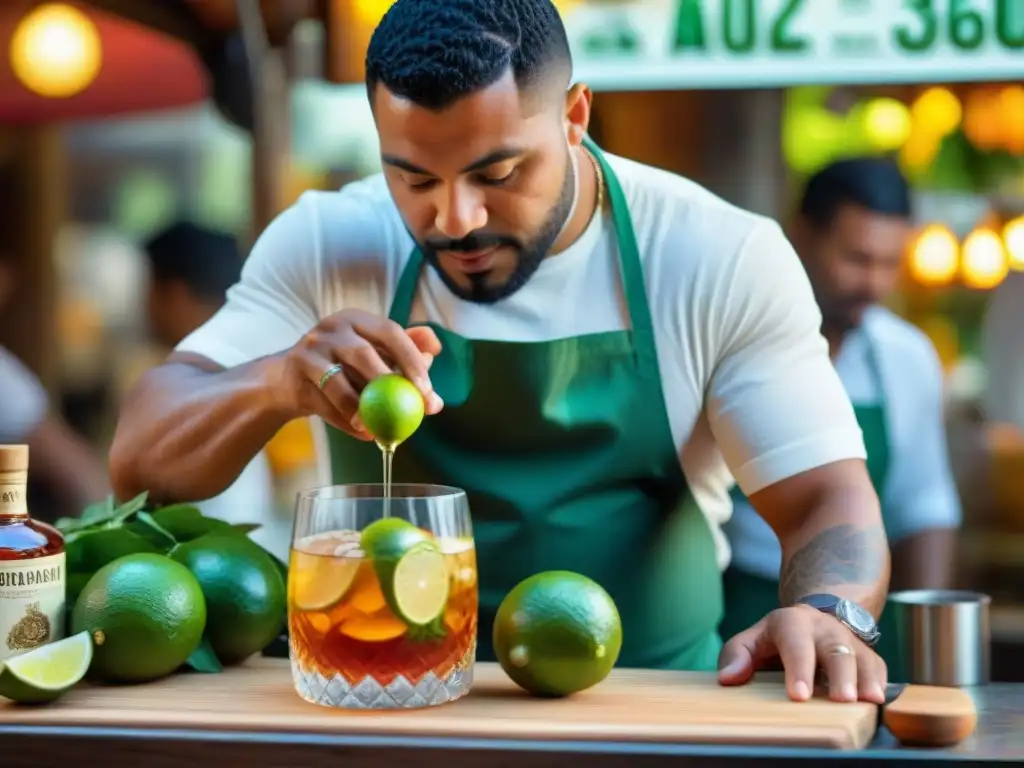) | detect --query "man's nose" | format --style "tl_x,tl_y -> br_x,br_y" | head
434,185 -> 487,241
